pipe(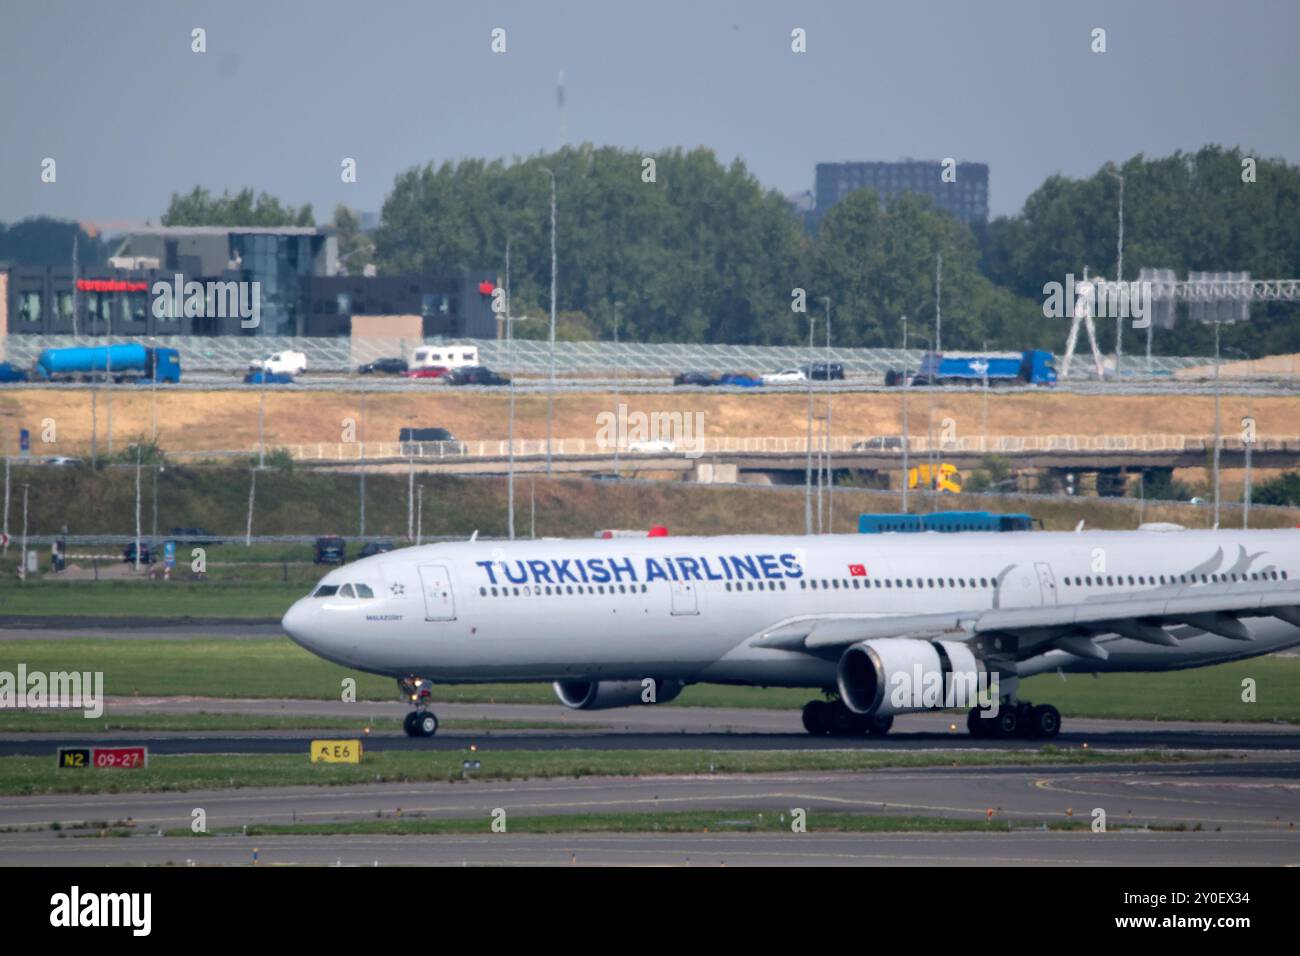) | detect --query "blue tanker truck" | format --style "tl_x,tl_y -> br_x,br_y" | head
34,344 -> 182,383
907,349 -> 1056,387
